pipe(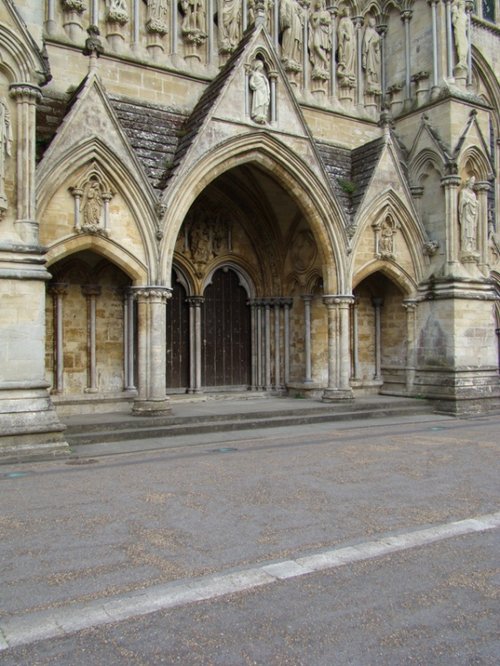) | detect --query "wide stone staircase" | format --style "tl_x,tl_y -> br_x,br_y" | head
64,394 -> 435,448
